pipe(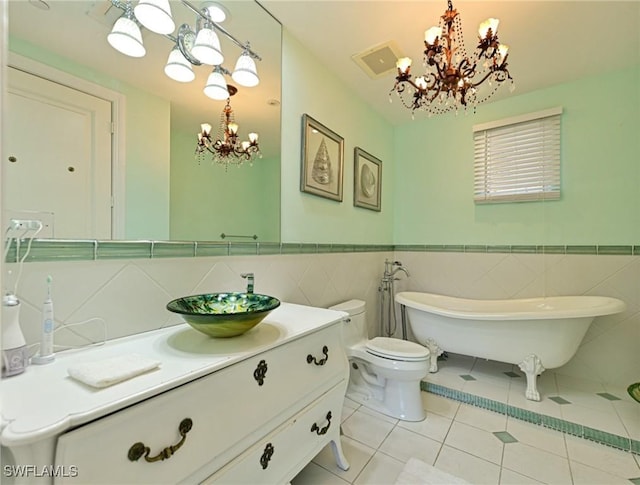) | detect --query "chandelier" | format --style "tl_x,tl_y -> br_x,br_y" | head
195,86 -> 261,168
107,0 -> 261,98
390,0 -> 514,116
